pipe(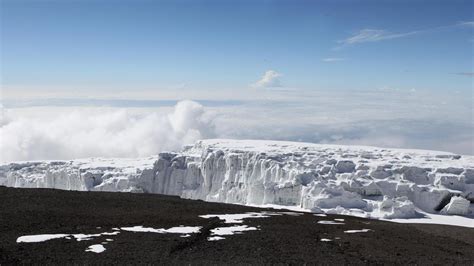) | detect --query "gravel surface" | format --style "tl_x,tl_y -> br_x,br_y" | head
0,186 -> 473,264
